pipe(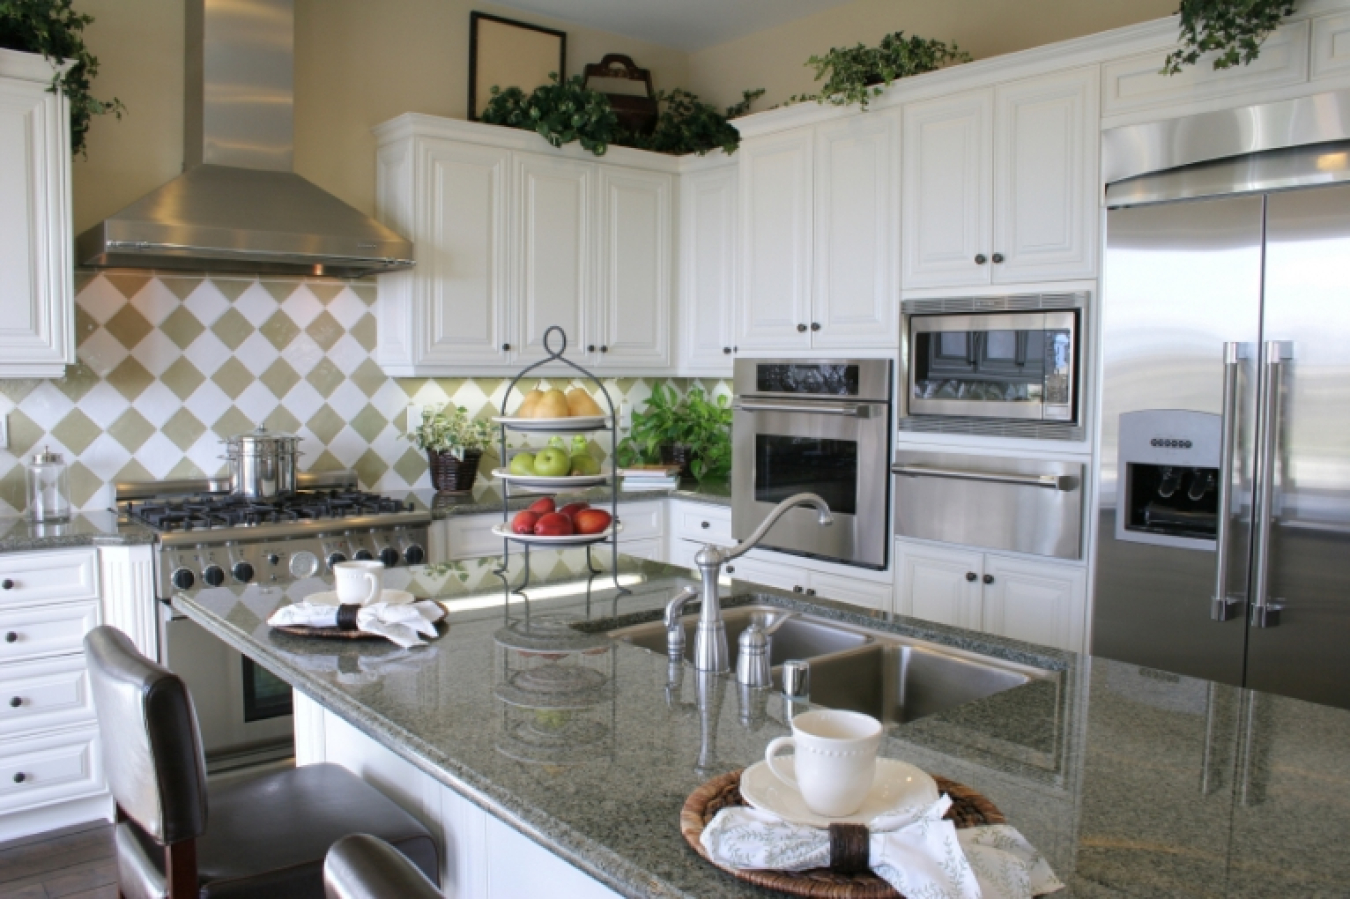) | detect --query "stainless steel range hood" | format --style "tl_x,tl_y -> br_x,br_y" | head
76,0 -> 413,279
